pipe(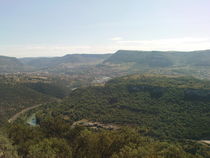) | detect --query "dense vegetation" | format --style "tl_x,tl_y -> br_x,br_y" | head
6,118 -> 210,158
0,82 -> 54,124
37,75 -> 210,140
0,132 -> 19,158
22,82 -> 70,98
1,74 -> 210,157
